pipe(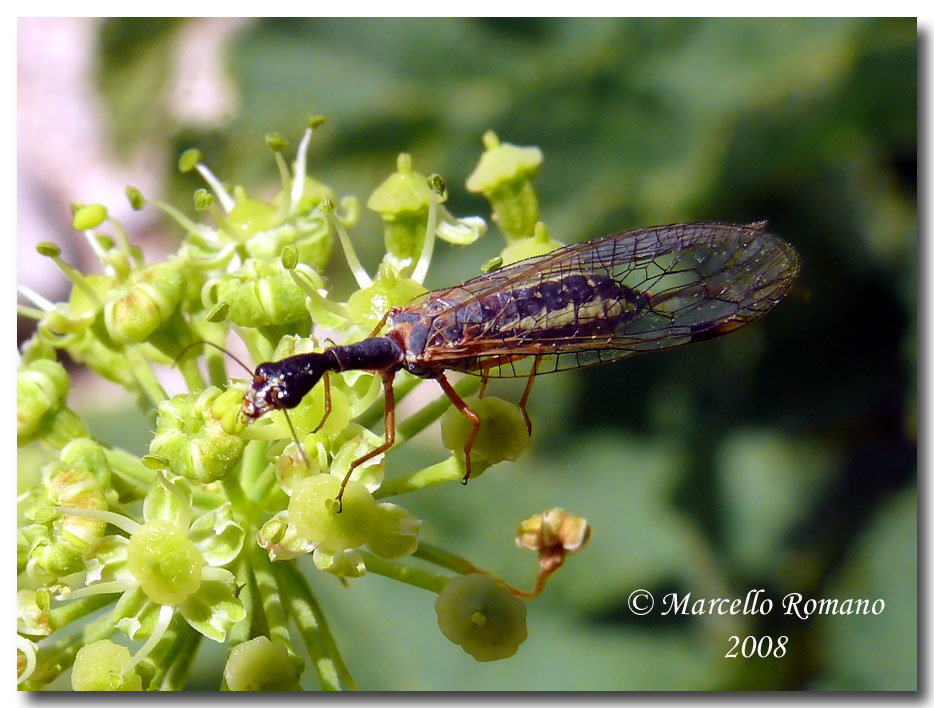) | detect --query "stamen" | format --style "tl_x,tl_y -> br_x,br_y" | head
124,603 -> 174,673
290,125 -> 313,215
52,506 -> 140,535
195,163 -> 235,213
